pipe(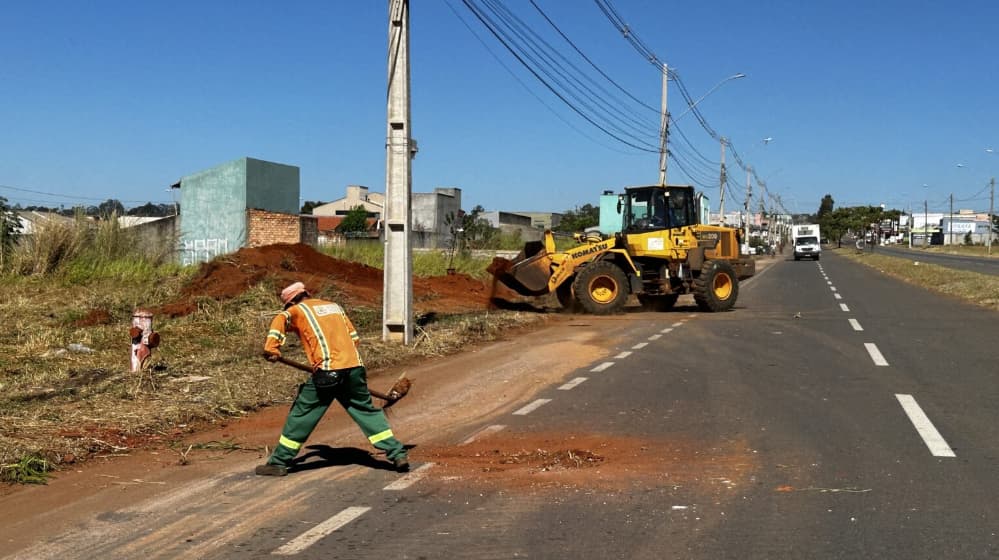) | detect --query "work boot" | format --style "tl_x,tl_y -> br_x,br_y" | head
392,456 -> 410,473
255,463 -> 288,477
